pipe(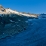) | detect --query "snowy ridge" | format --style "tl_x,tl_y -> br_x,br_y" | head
0,5 -> 38,17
